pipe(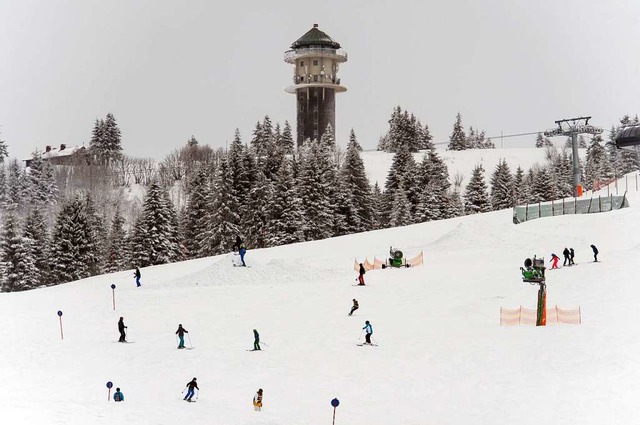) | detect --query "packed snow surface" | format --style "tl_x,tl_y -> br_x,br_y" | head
1,176 -> 639,425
